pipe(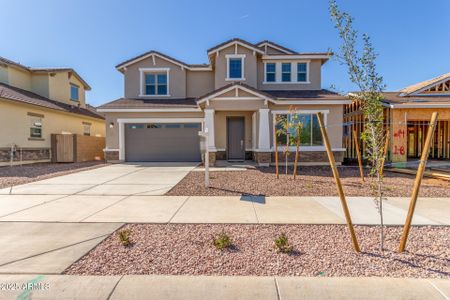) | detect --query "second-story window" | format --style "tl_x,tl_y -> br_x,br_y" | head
226,54 -> 245,80
145,73 -> 168,95
229,58 -> 242,79
70,84 -> 79,101
265,63 -> 276,82
282,63 -> 291,82
297,63 -> 307,82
